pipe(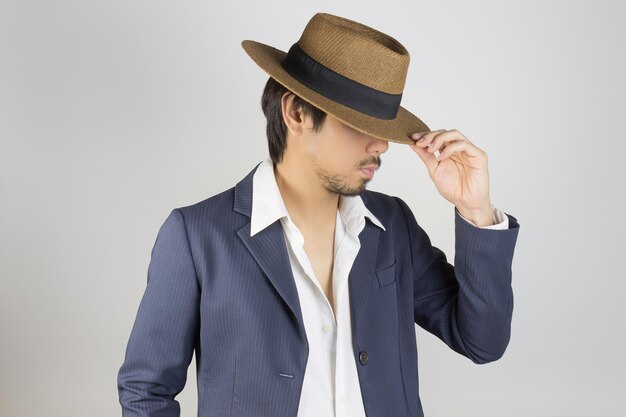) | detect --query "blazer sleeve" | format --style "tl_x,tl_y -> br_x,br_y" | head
117,208 -> 200,416
394,197 -> 520,364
